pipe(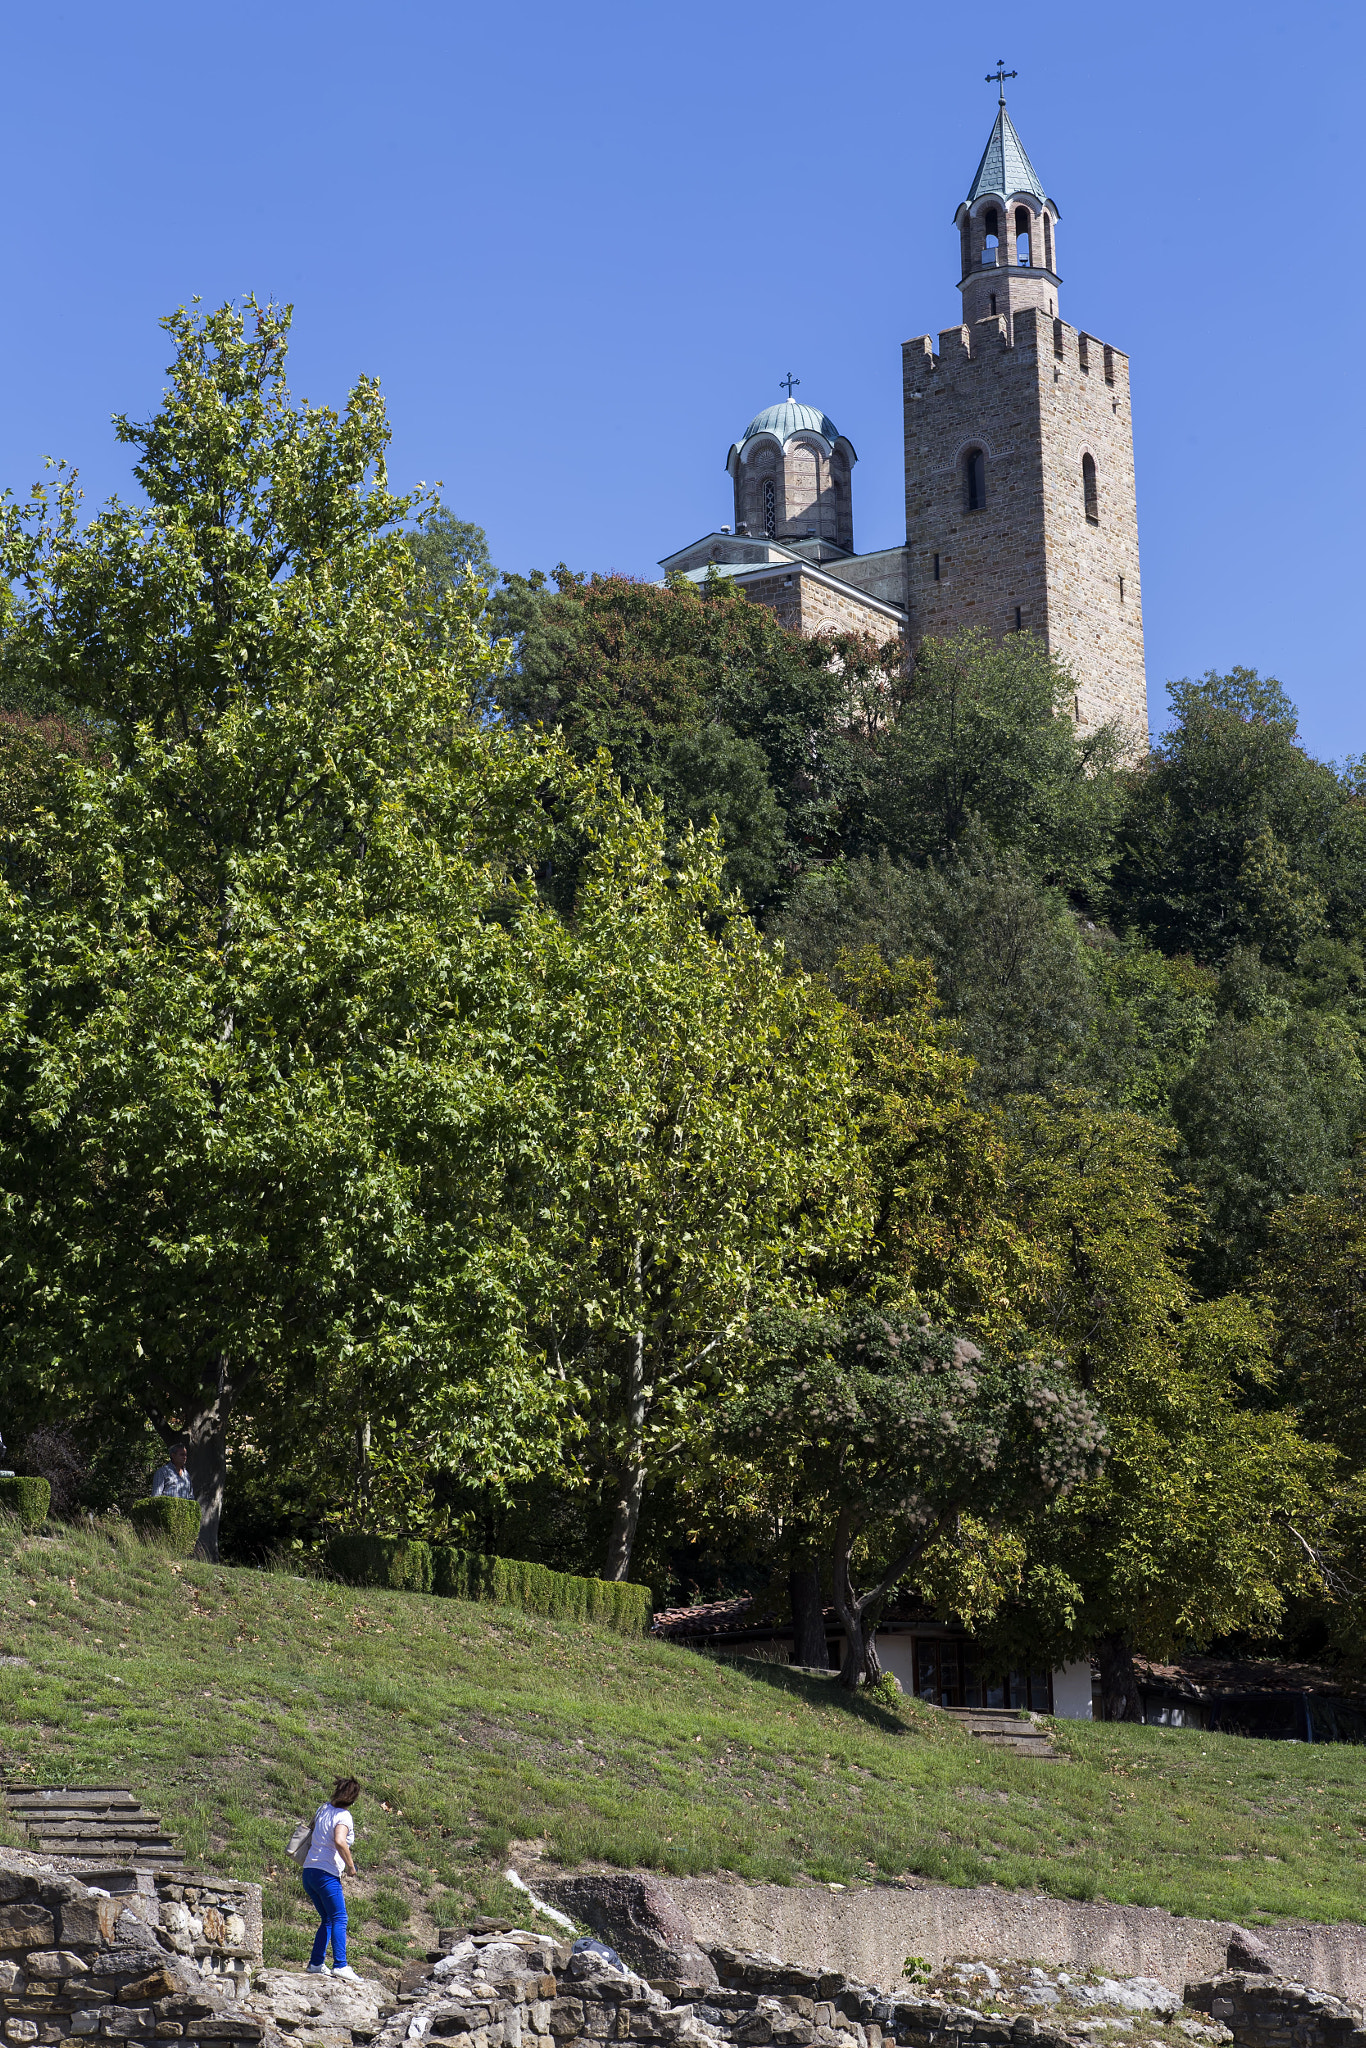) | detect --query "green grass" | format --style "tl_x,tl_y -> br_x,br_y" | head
0,1517 -> 1363,1974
